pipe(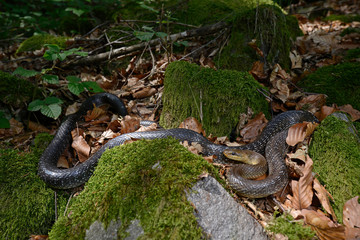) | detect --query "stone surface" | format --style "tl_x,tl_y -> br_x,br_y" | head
186,176 -> 268,240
